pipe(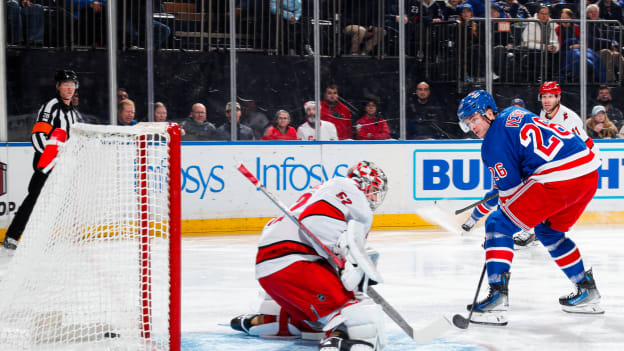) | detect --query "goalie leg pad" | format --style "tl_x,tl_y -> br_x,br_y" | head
323,298 -> 385,350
